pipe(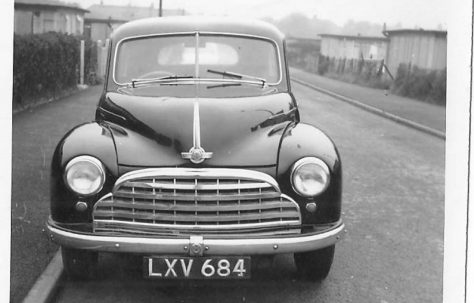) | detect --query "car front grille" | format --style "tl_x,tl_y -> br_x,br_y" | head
92,168 -> 301,236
